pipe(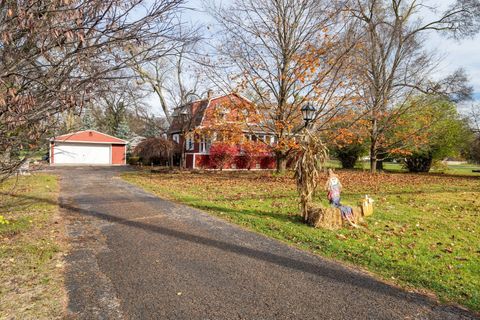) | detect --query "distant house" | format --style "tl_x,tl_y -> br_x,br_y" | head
127,135 -> 146,150
167,93 -> 276,169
